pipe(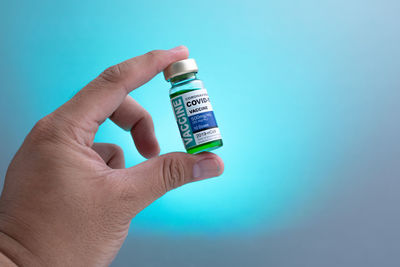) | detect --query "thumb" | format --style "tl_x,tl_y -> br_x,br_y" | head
120,152 -> 224,212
